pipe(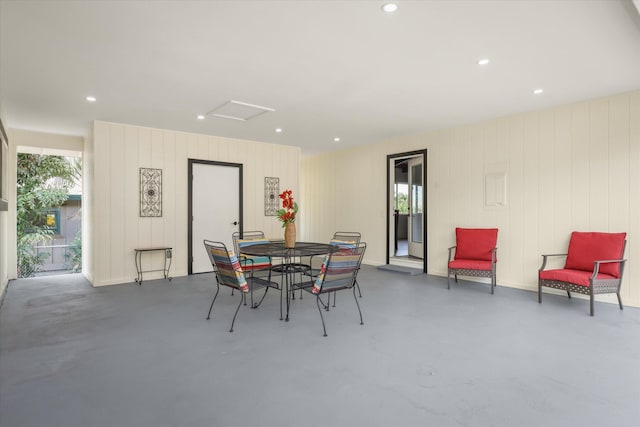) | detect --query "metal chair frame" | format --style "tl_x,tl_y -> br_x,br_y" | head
305,232 -> 363,305
295,242 -> 366,337
204,240 -> 281,332
538,240 -> 627,316
447,246 -> 497,294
